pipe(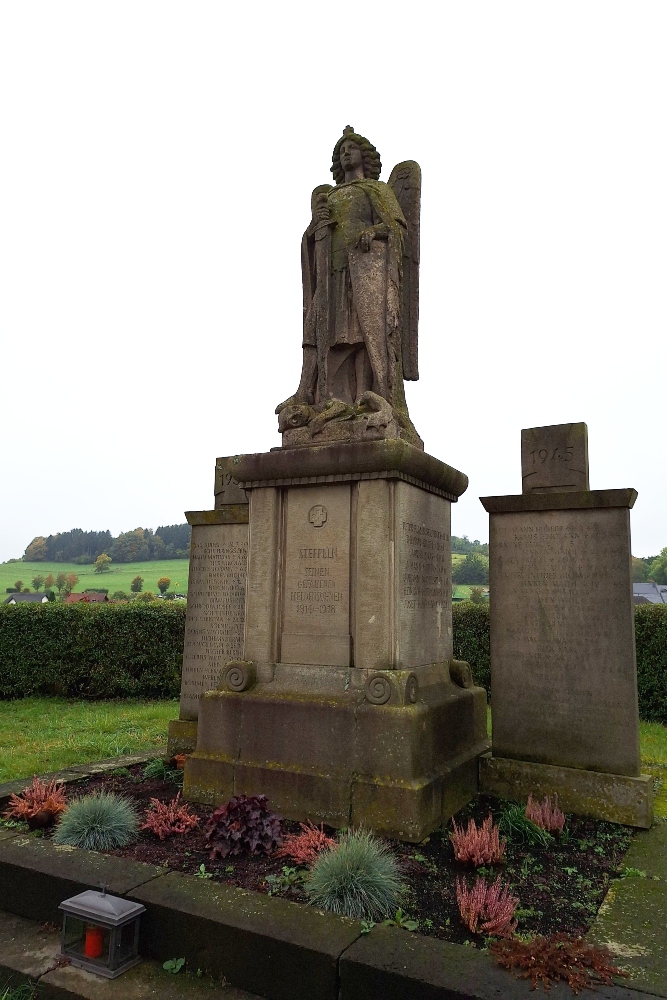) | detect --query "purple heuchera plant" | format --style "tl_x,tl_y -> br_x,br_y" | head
204,794 -> 282,859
